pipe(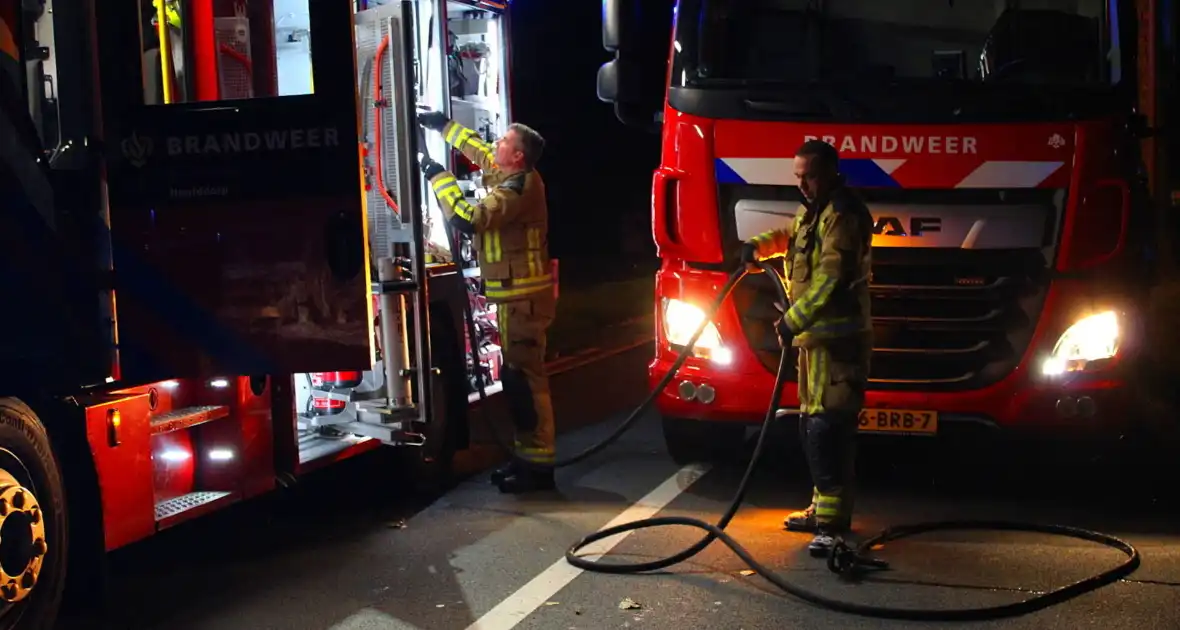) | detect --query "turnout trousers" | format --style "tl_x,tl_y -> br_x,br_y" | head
496,291 -> 557,465
795,338 -> 870,529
